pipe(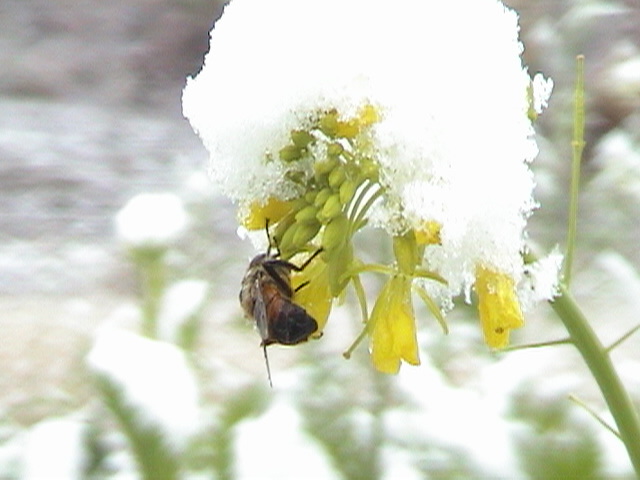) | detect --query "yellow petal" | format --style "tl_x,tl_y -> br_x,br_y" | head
415,221 -> 441,245
370,276 -> 420,373
475,265 -> 524,348
292,256 -> 332,335
357,104 -> 381,126
240,197 -> 295,230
